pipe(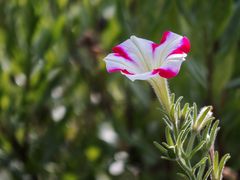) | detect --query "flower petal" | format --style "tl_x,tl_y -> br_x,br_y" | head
153,31 -> 190,67
104,53 -> 139,74
129,36 -> 155,70
123,71 -> 158,81
103,31 -> 190,81
154,54 -> 186,78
